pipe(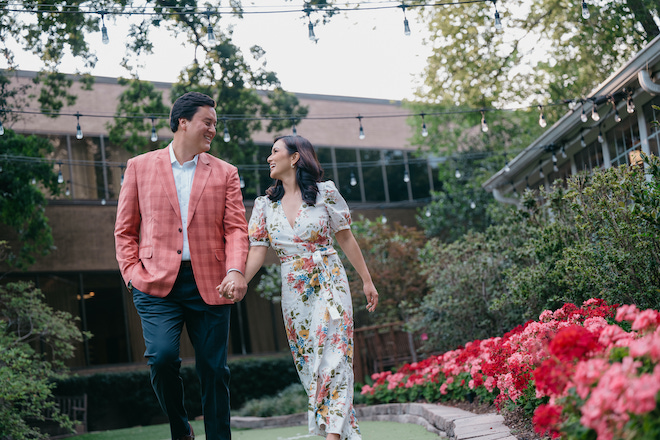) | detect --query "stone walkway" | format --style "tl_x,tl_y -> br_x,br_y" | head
230,403 -> 516,439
